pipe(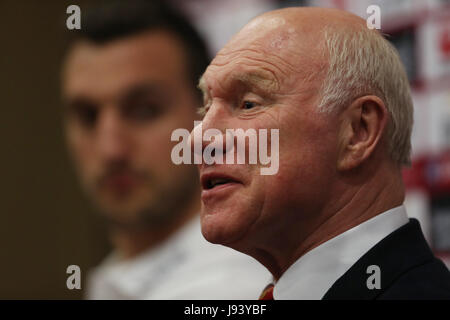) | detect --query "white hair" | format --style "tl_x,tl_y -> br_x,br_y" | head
318,26 -> 414,166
